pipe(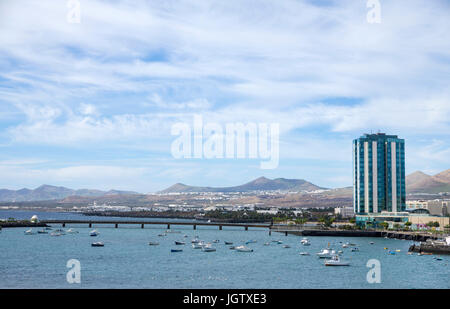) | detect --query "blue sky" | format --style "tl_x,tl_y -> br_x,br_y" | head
0,0 -> 449,192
